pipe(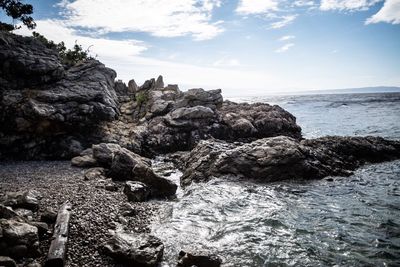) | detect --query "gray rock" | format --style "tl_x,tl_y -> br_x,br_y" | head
217,101 -> 302,139
0,205 -> 18,219
175,88 -> 223,110
83,167 -> 106,180
102,232 -> 164,267
128,79 -> 138,94
0,256 -> 17,267
40,209 -> 57,224
71,155 -> 97,167
14,209 -> 33,220
2,190 -> 40,211
92,143 -> 122,167
181,136 -> 400,186
0,32 -> 119,160
178,250 -> 222,267
107,146 -> 177,197
124,181 -> 150,202
155,75 -> 164,89
0,219 -> 39,258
